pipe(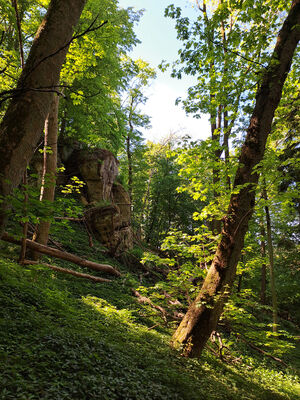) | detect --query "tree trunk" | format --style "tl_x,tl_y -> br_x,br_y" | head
127,97 -> 134,215
0,0 -> 87,235
32,93 -> 59,259
171,1 -> 300,357
260,223 -> 267,305
126,132 -> 133,203
263,187 -> 278,332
